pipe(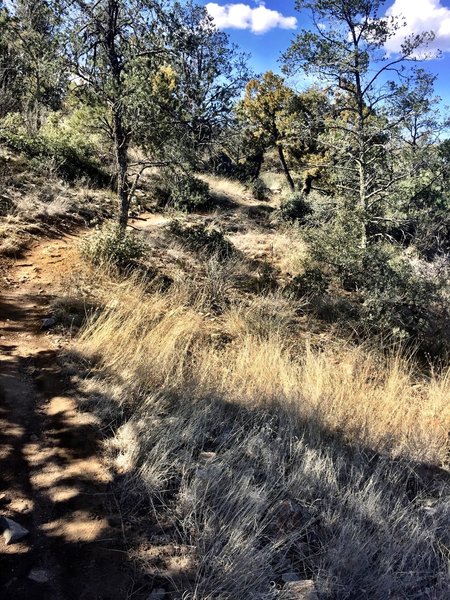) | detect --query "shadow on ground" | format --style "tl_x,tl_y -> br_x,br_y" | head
0,294 -> 149,600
